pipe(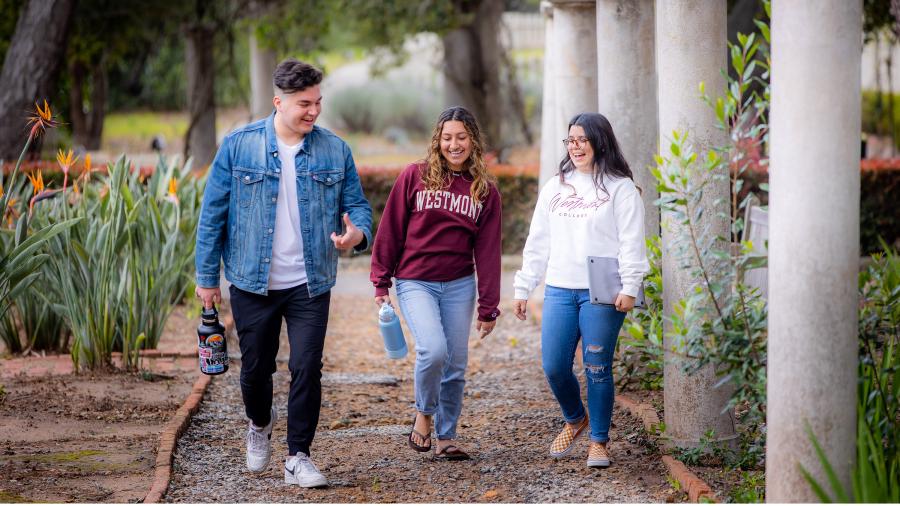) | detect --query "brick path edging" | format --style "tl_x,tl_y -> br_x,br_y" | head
142,314 -> 233,503
615,393 -> 717,503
